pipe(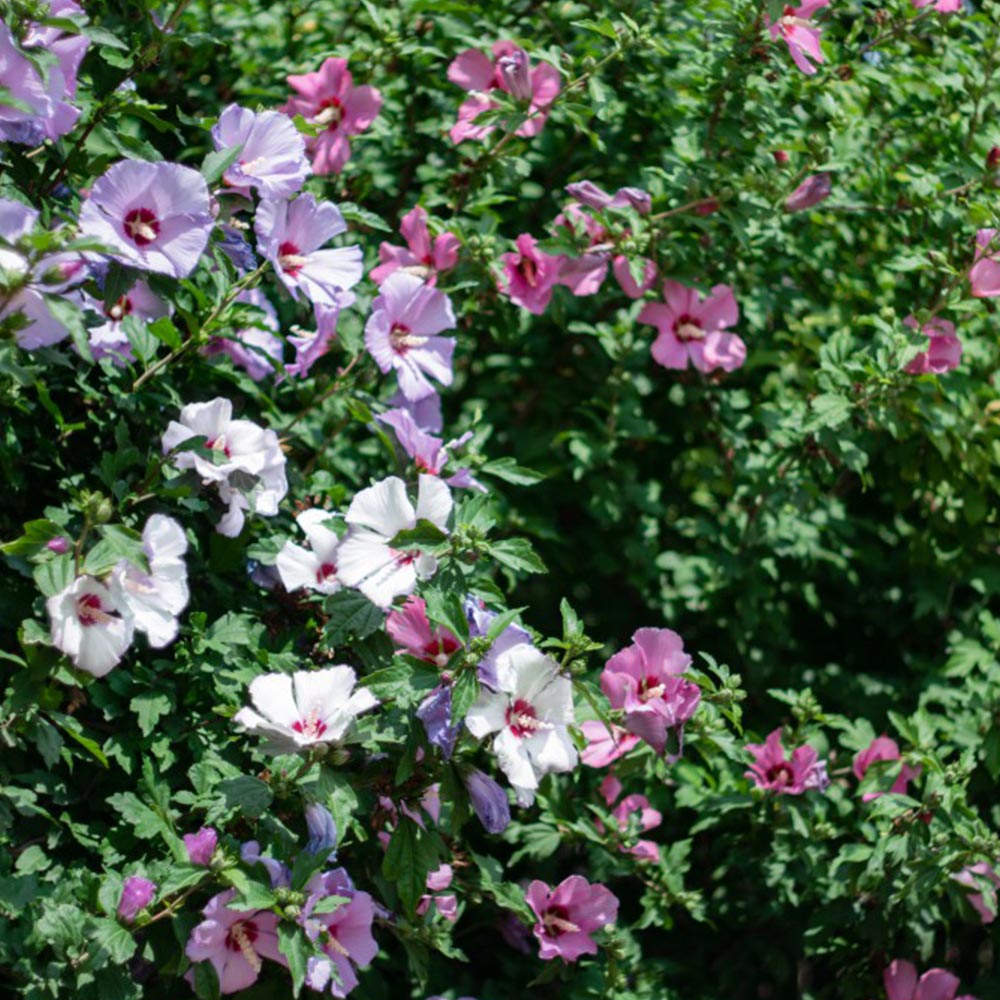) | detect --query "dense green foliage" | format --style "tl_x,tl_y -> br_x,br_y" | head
2,0 -> 1000,998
